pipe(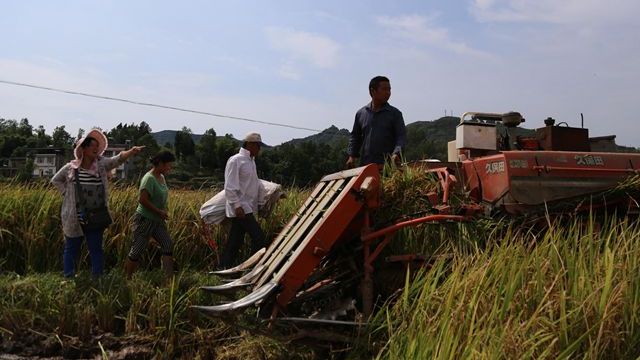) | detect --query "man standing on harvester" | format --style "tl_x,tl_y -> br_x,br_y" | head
346,75 -> 407,168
